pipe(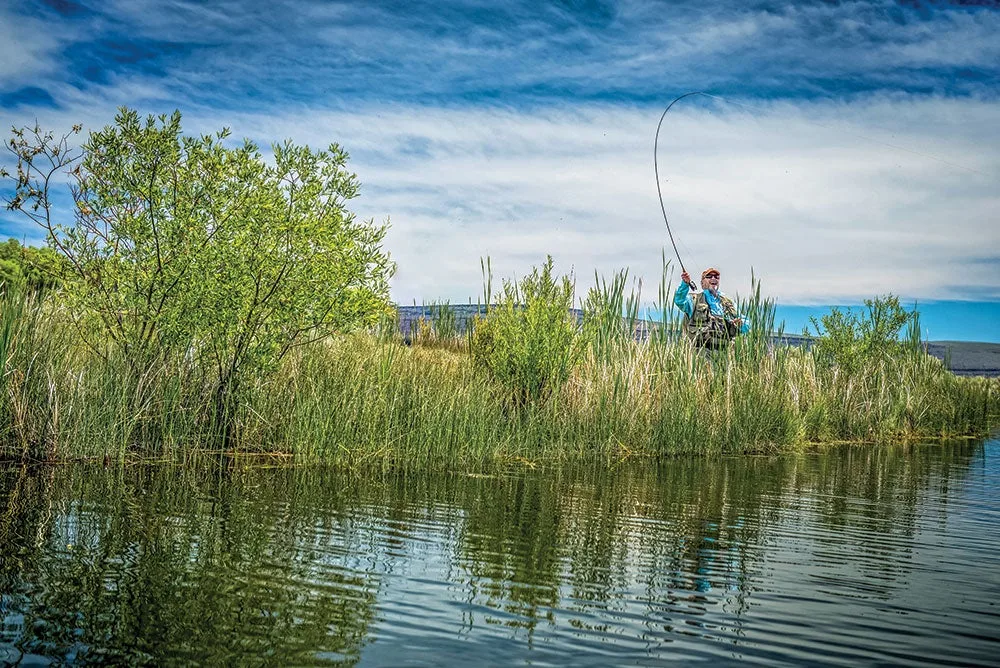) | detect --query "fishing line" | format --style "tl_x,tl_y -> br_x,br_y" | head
654,90 -> 708,288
